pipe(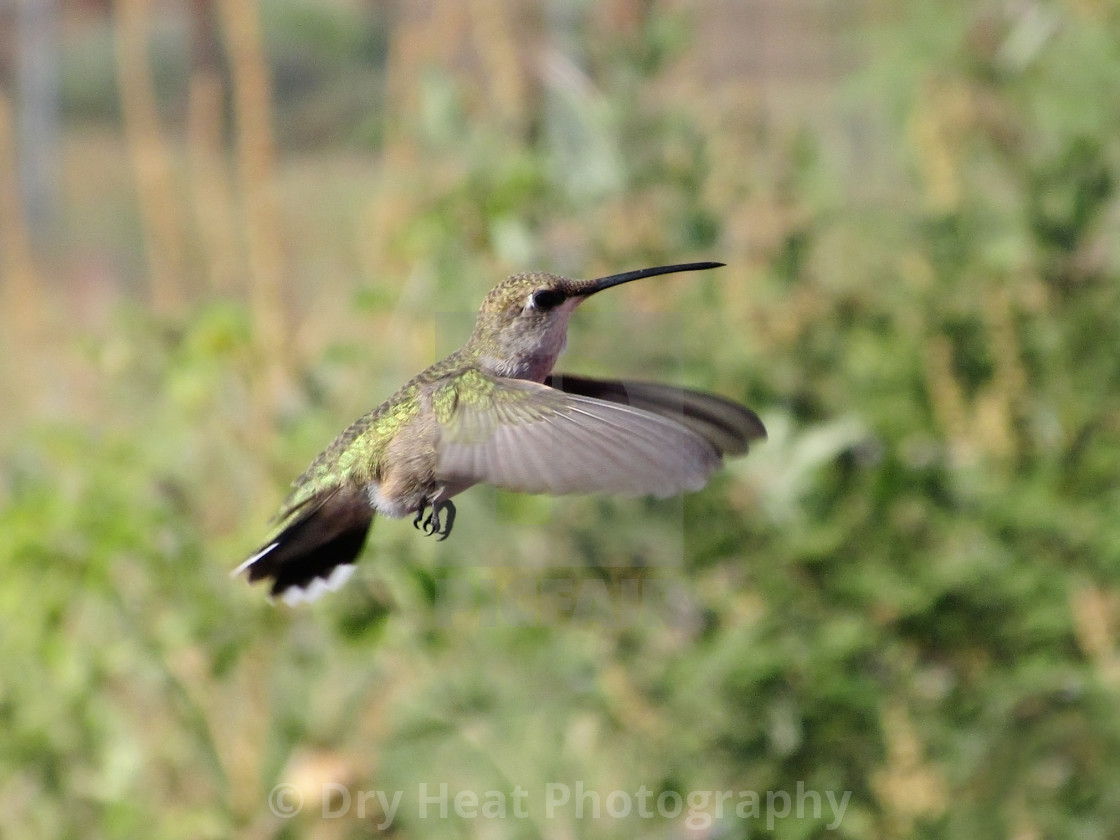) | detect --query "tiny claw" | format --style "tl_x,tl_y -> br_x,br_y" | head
423,507 -> 440,536
435,500 -> 456,541
416,499 -> 456,540
414,497 -> 456,539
